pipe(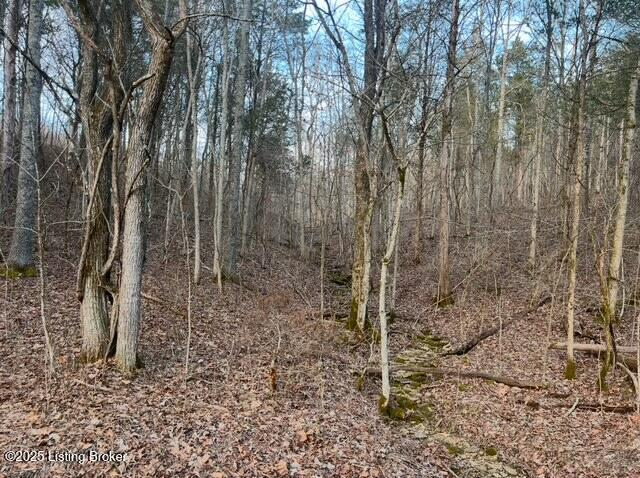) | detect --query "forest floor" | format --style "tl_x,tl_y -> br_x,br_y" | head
1,215 -> 640,478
